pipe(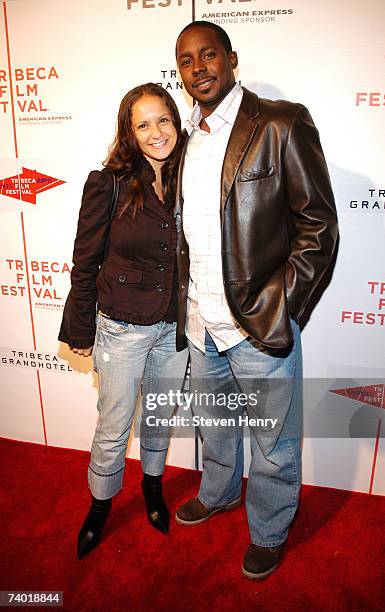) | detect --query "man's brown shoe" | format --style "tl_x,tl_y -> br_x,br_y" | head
242,543 -> 285,580
175,496 -> 241,525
